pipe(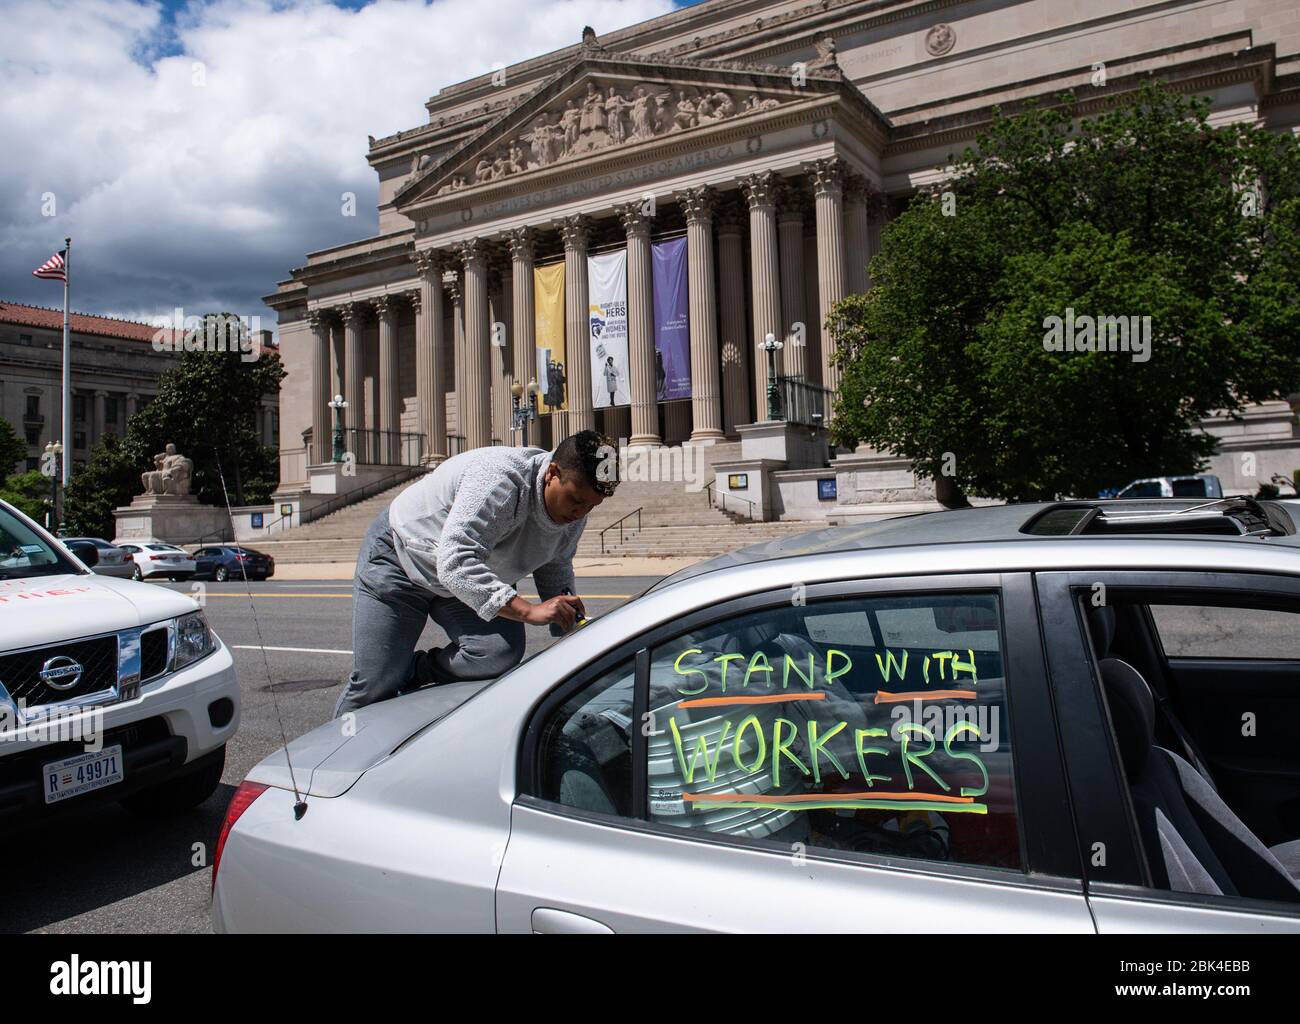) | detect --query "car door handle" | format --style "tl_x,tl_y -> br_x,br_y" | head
531,907 -> 615,934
